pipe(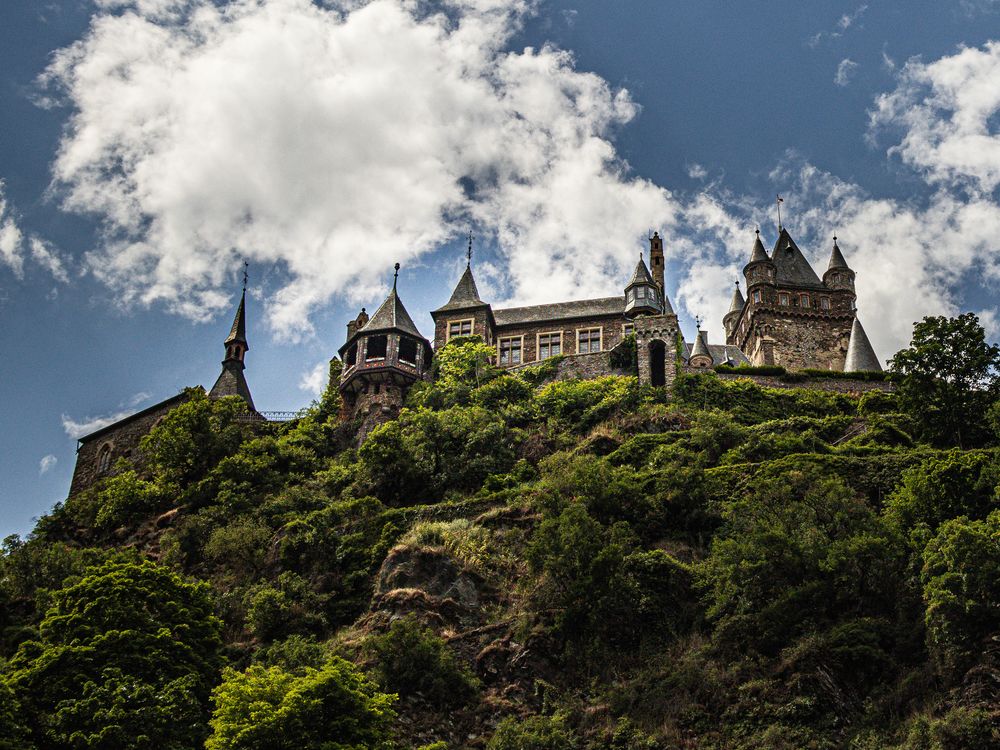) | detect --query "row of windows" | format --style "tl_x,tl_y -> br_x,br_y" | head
749,290 -> 832,310
496,326 -> 623,365
344,335 -> 421,369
